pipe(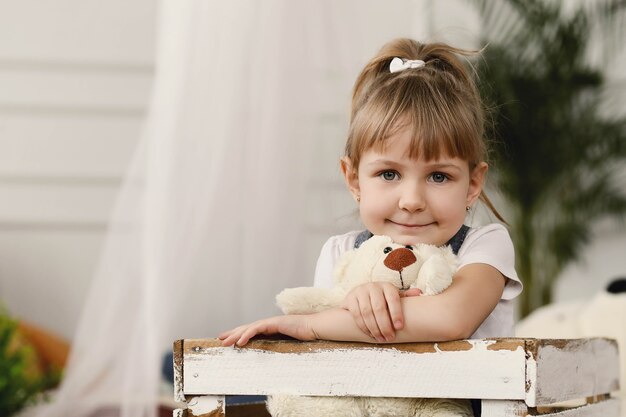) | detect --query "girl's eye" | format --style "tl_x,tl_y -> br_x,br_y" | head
405,245 -> 413,250
380,170 -> 399,181
430,172 -> 449,183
